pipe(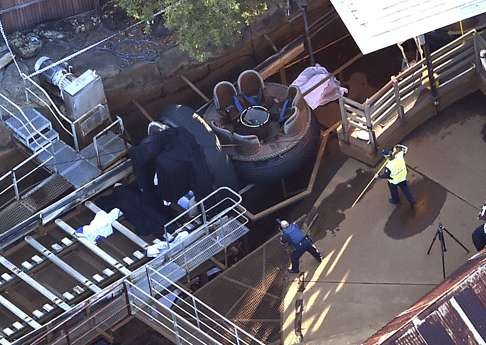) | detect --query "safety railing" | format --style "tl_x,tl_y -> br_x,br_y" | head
0,92 -> 58,201
92,115 -> 127,170
14,187 -> 258,345
22,73 -> 74,138
126,280 -> 229,345
149,205 -> 248,285
0,146 -> 53,201
162,187 -> 243,248
143,268 -> 264,345
22,74 -> 111,152
339,30 -> 484,151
